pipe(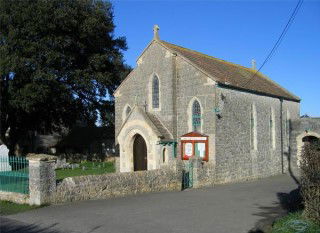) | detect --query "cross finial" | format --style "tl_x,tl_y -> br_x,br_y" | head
153,25 -> 160,40
251,59 -> 256,70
